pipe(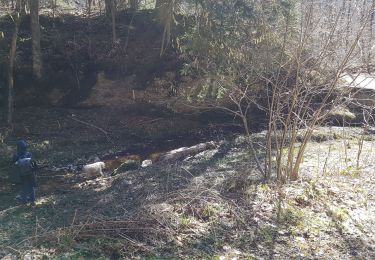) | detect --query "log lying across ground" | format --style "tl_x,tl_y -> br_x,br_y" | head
158,141 -> 218,162
46,141 -> 220,175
